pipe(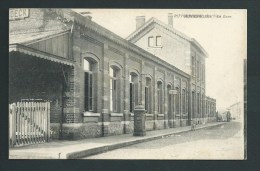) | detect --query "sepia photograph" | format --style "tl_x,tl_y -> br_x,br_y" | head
8,8 -> 246,160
